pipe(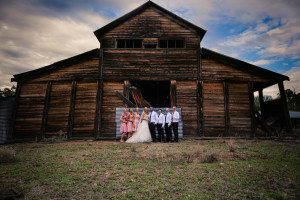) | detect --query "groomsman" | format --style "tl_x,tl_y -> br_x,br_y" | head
156,109 -> 165,142
149,107 -> 158,142
171,106 -> 180,142
165,108 -> 172,142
